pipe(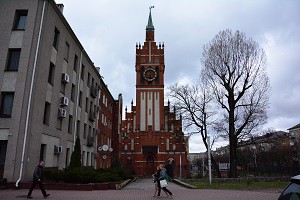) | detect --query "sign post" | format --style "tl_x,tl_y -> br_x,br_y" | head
207,136 -> 212,186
